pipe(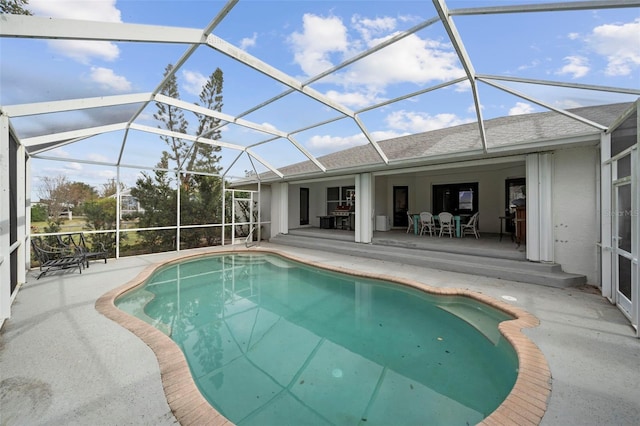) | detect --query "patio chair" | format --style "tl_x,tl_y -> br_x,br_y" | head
64,233 -> 108,268
406,211 -> 414,233
419,212 -> 436,236
461,212 -> 480,239
31,237 -> 83,279
438,212 -> 455,238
